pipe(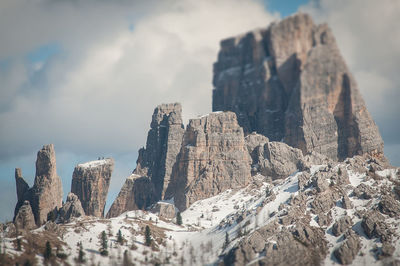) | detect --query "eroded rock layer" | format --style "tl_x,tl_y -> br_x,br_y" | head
13,144 -> 63,226
212,13 -> 384,161
165,111 -> 252,211
71,158 -> 114,217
